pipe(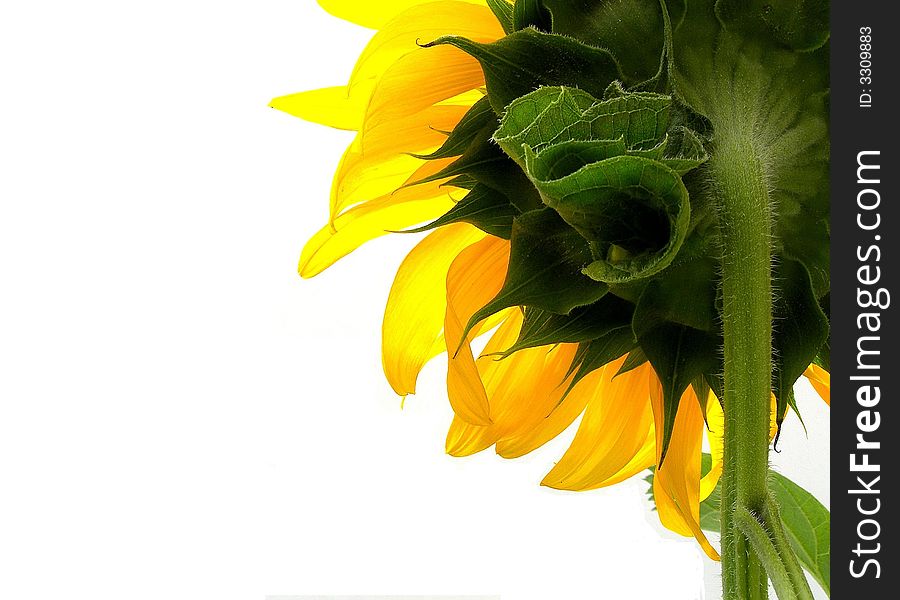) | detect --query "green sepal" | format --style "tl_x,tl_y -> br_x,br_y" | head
499,294 -> 634,357
704,370 -> 725,404
691,375 -> 712,425
814,294 -> 830,371
400,184 -> 519,239
410,97 -> 494,160
423,28 -> 623,113
636,322 -> 719,464
410,122 -> 543,213
772,258 -> 830,434
632,255 -> 718,332
616,347 -> 648,376
542,0 -> 685,85
462,207 -> 608,341
485,0 -> 515,34
513,0 -> 551,32
564,326 -> 638,394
